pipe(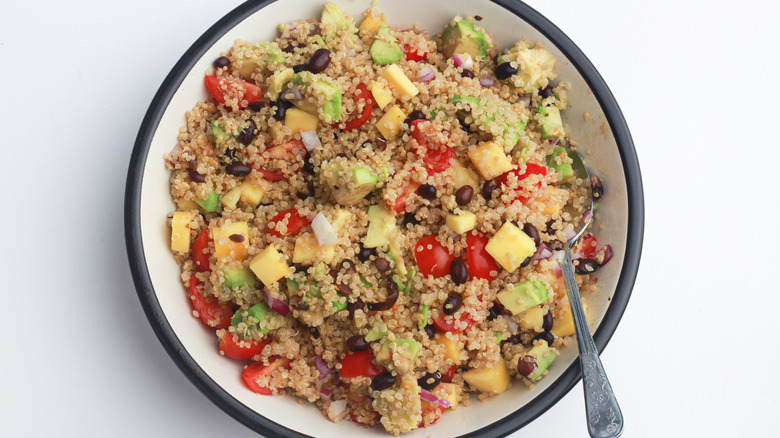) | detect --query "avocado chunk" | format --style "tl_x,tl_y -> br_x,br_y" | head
440,17 -> 492,59
373,374 -> 422,434
450,94 -> 526,152
538,105 -> 565,140
287,72 -> 342,122
365,204 -> 395,248
321,161 -> 379,205
211,120 -> 232,145
496,280 -> 549,315
387,239 -> 407,276
376,338 -> 420,373
234,42 -> 285,78
286,264 -> 346,314
320,2 -> 356,42
223,267 -> 258,290
546,146 -> 573,182
526,340 -> 557,381
370,23 -> 403,65
498,43 -> 556,92
268,68 -> 295,101
195,190 -> 219,212
231,302 -> 288,338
